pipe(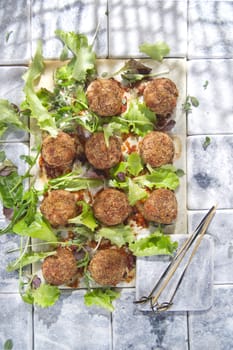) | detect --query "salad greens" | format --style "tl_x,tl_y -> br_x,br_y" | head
0,30 -> 183,311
